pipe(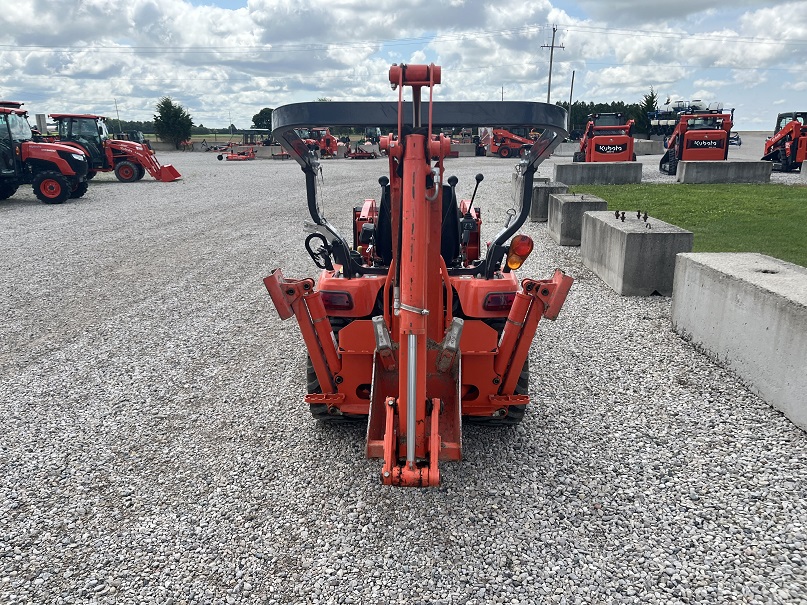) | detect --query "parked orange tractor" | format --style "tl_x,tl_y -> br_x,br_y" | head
487,127 -> 535,158
49,114 -> 180,182
264,64 -> 572,487
295,126 -> 339,157
1,105 -> 89,204
573,113 -> 636,162
659,110 -> 733,175
761,112 -> 806,172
